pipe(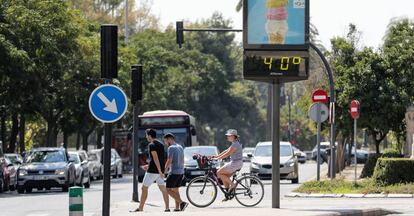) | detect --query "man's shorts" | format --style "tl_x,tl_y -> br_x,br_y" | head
221,161 -> 243,174
142,172 -> 166,187
166,174 -> 183,188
